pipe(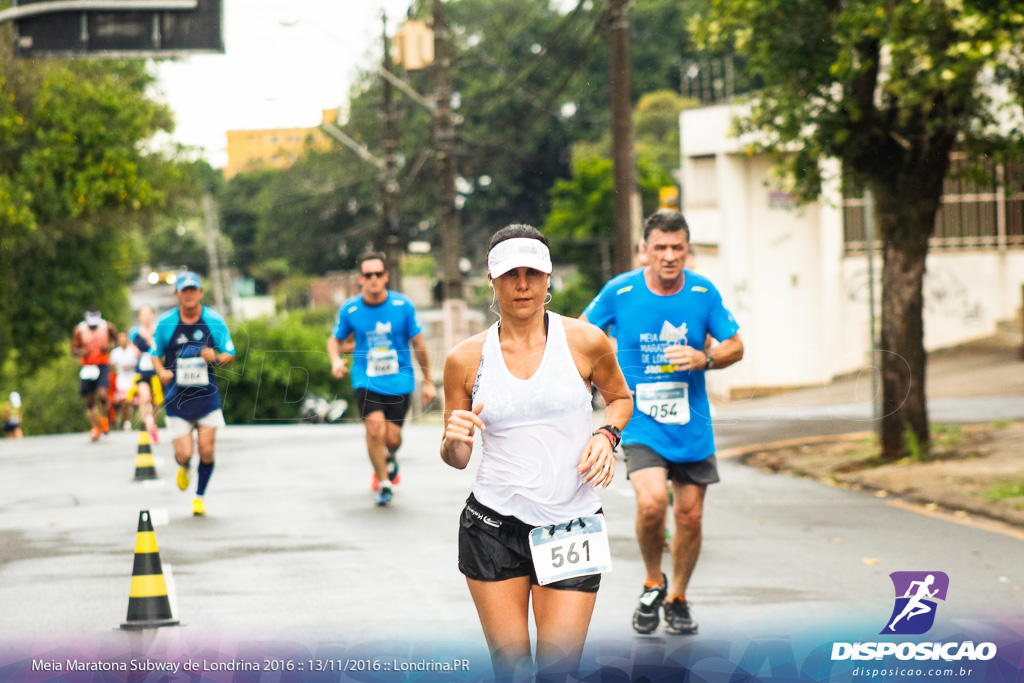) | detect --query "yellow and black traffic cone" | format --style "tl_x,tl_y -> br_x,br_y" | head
132,427 -> 157,481
120,510 -> 179,630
